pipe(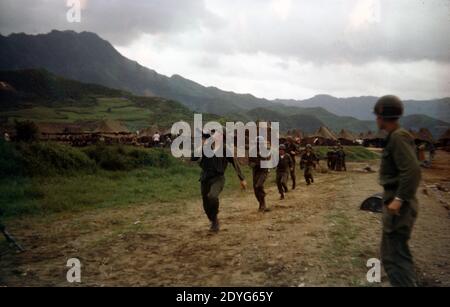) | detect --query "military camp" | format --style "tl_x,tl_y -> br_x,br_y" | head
0,2 -> 449,289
